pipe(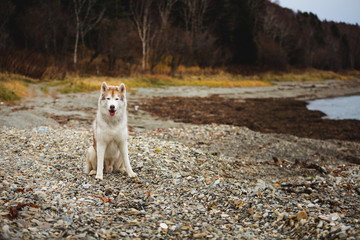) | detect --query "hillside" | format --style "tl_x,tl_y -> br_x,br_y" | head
0,0 -> 359,78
